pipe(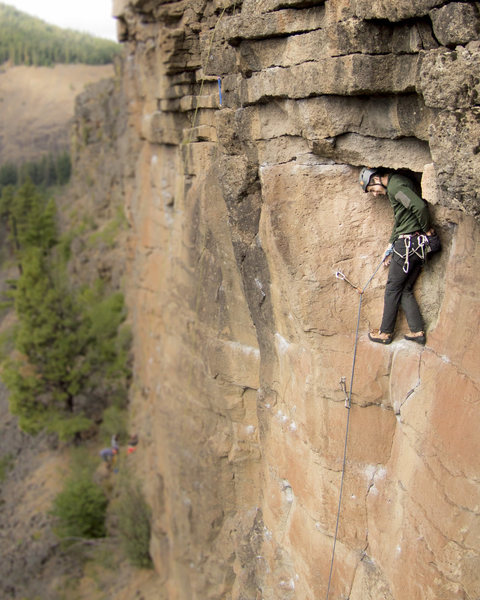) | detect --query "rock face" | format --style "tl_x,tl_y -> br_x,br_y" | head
106,1 -> 480,598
